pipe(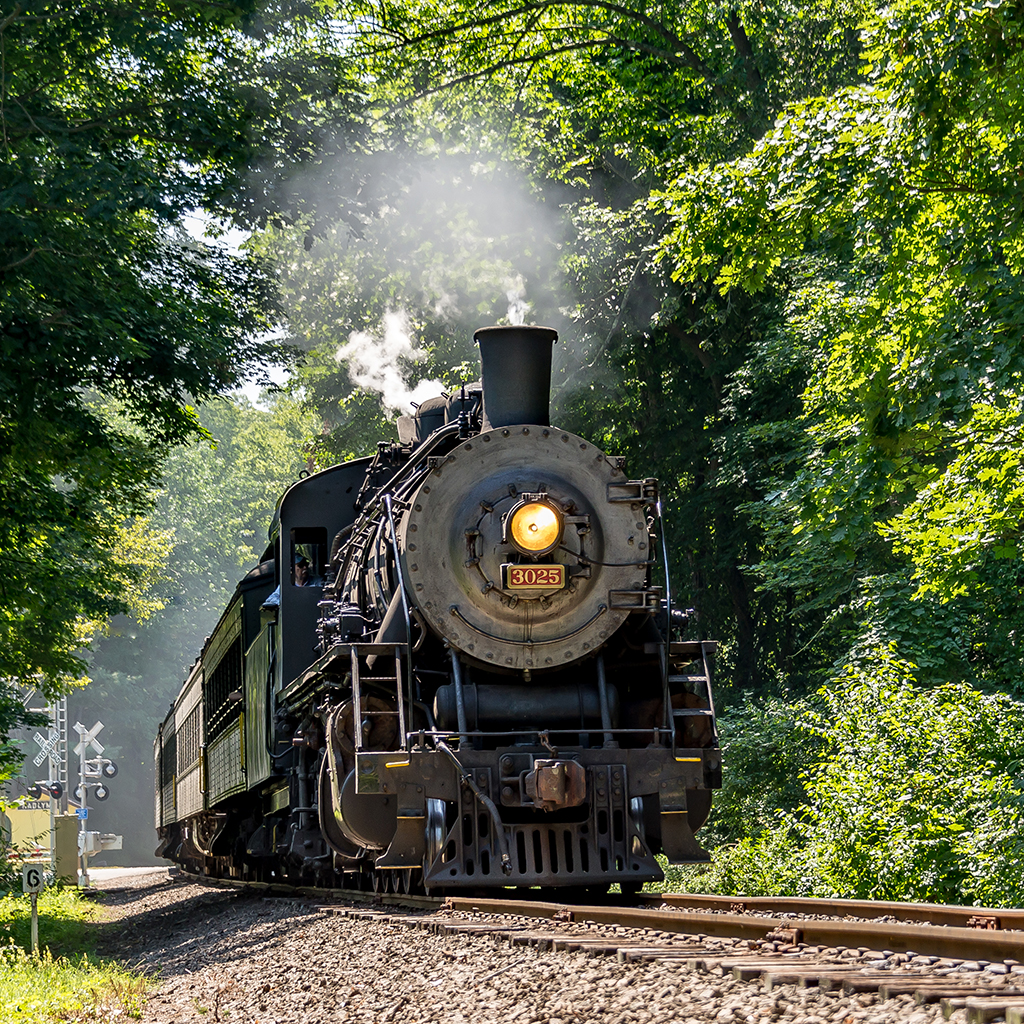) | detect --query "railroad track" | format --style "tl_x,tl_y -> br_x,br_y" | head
181,873 -> 1024,1022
